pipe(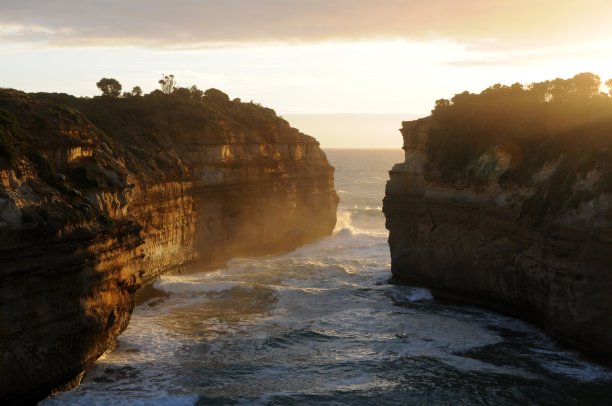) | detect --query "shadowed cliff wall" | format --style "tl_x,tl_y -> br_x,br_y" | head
384,116 -> 612,364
